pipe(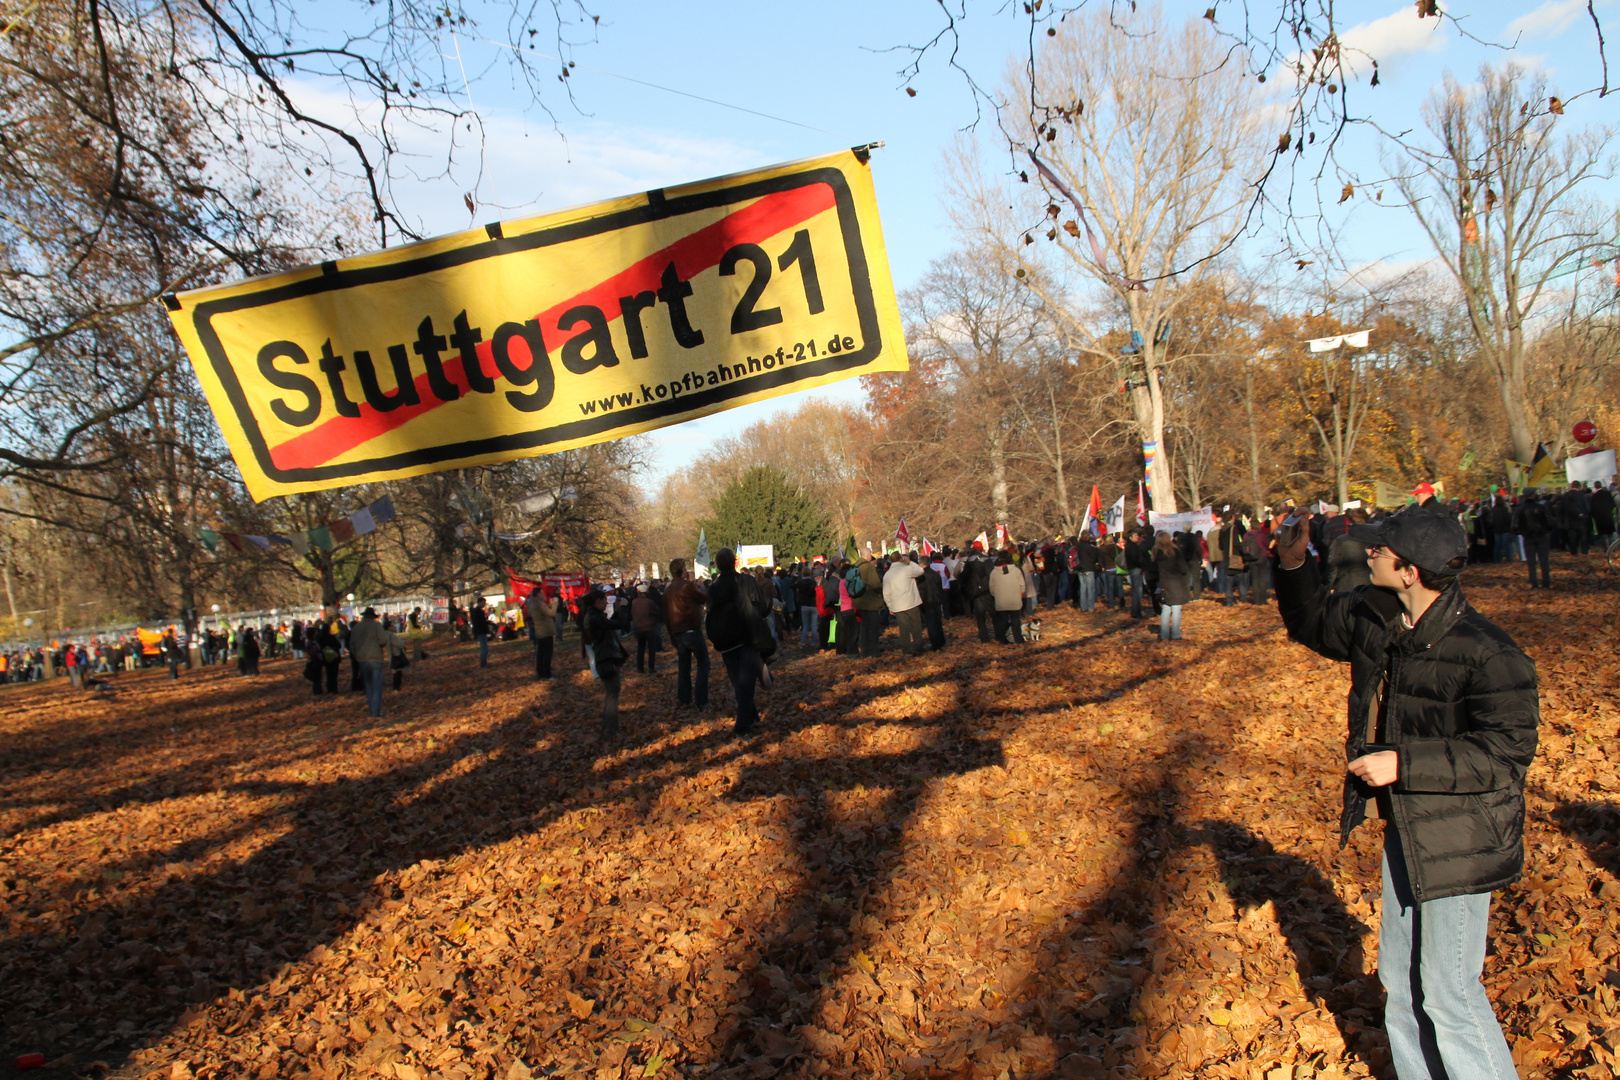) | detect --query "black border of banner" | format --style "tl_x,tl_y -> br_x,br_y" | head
189,167 -> 882,485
